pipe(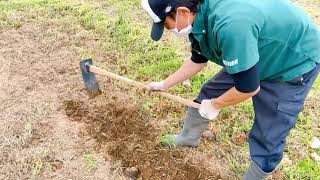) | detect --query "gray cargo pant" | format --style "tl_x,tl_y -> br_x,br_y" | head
195,64 -> 319,172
